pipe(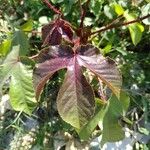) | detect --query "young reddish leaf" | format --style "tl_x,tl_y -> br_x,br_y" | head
34,44 -> 122,129
42,19 -> 73,46
77,45 -> 122,98
57,57 -> 95,129
33,45 -> 73,99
